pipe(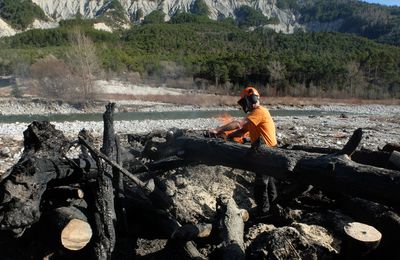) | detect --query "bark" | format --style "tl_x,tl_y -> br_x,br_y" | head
381,143 -> 400,153
172,224 -> 213,240
44,186 -> 85,200
115,135 -> 129,235
286,145 -> 392,168
388,151 -> 400,170
91,103 -> 117,259
215,195 -> 246,260
78,135 -> 173,210
0,121 -> 76,236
